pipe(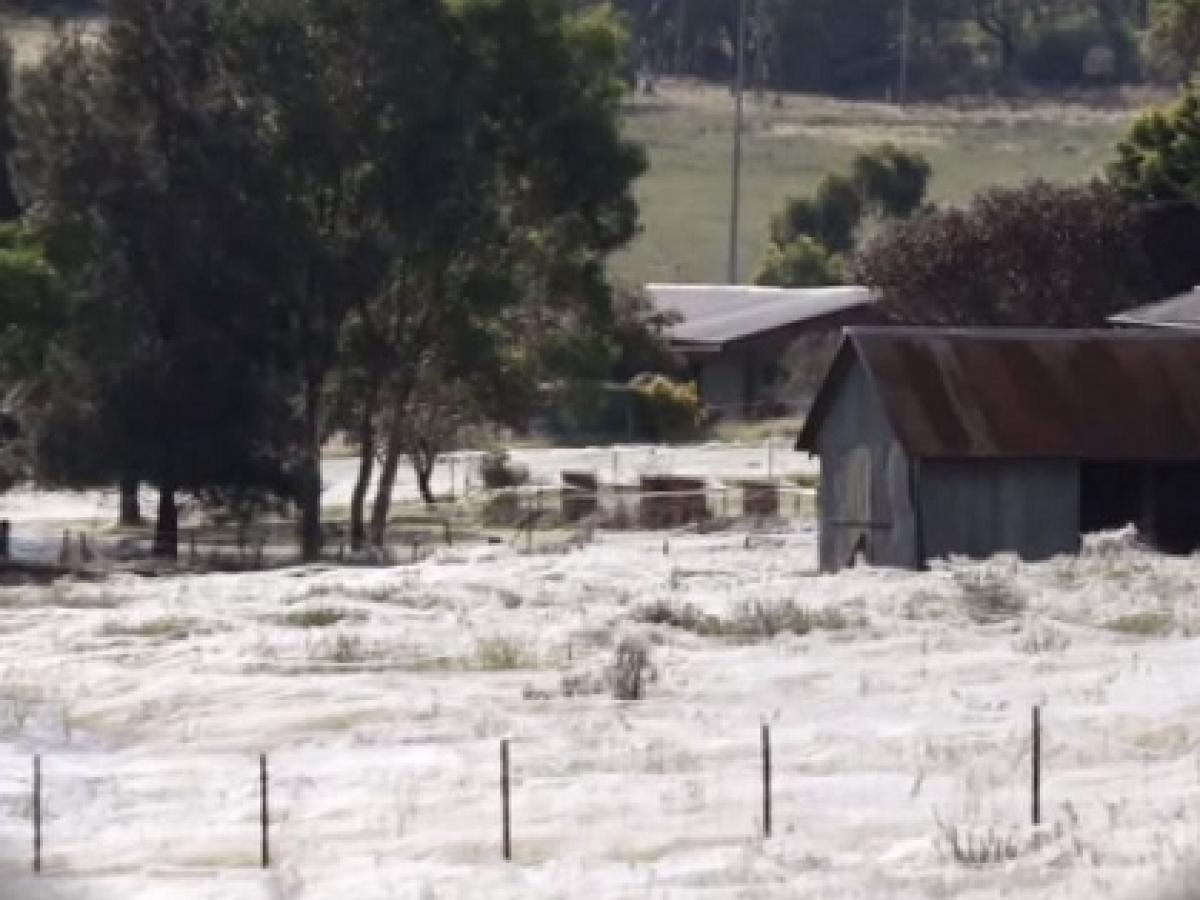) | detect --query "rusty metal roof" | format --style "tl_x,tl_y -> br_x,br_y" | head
797,328 -> 1200,459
